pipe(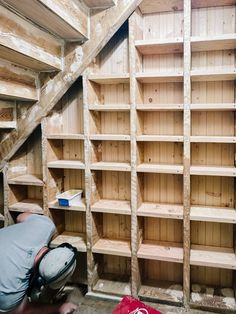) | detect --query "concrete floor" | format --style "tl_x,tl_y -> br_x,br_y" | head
64,285 -> 217,314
